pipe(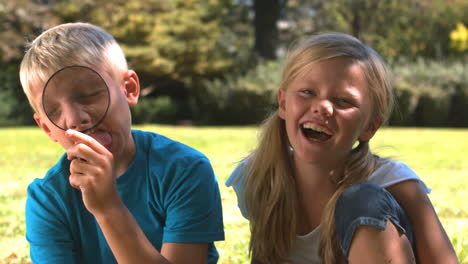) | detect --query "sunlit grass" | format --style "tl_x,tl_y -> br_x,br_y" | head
1,126 -> 467,263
